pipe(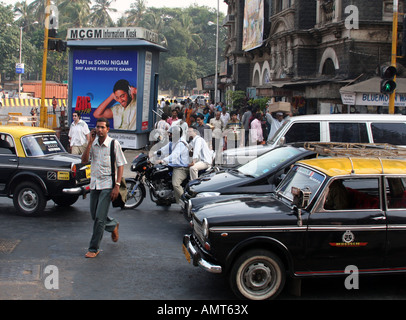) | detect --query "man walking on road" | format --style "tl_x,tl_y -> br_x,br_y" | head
81,117 -> 127,258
